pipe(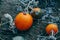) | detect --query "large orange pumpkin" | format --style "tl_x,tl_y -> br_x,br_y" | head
46,24 -> 58,34
14,12 -> 33,31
